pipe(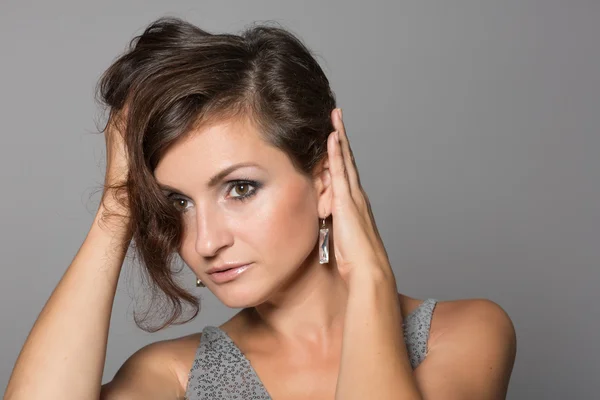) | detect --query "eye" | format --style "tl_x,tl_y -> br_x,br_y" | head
166,179 -> 262,213
170,197 -> 192,213
227,180 -> 261,202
